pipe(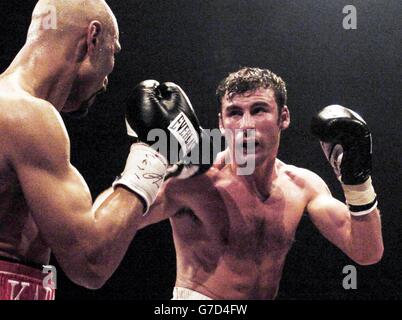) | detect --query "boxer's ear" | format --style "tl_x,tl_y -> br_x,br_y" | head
87,21 -> 102,55
279,105 -> 290,130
